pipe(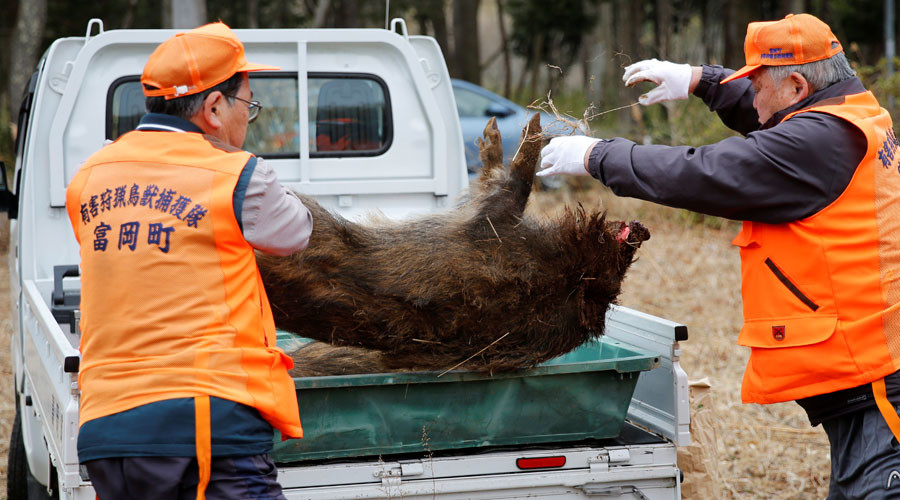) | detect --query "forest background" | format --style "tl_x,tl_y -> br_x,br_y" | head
1,0 -> 899,167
